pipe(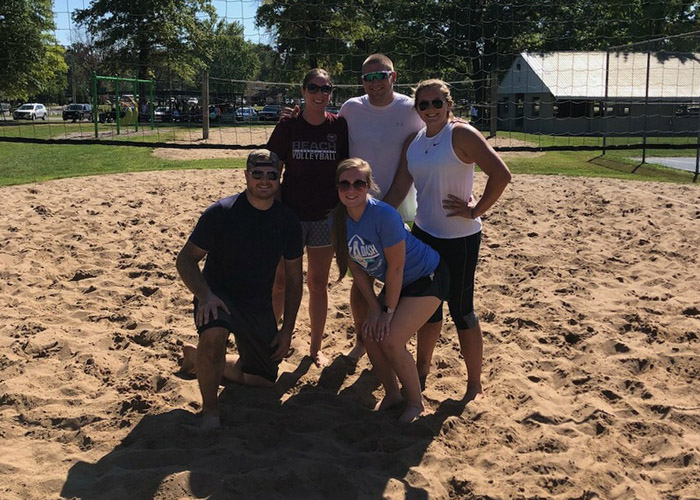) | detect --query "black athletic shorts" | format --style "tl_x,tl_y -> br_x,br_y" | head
411,225 -> 481,330
193,293 -> 279,382
379,258 -> 450,303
